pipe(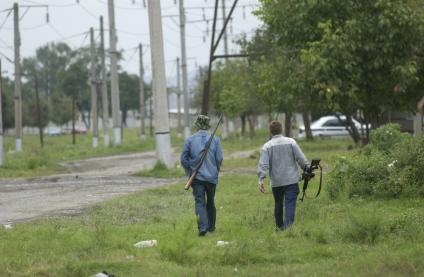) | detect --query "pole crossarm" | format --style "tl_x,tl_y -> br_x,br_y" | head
212,53 -> 249,61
